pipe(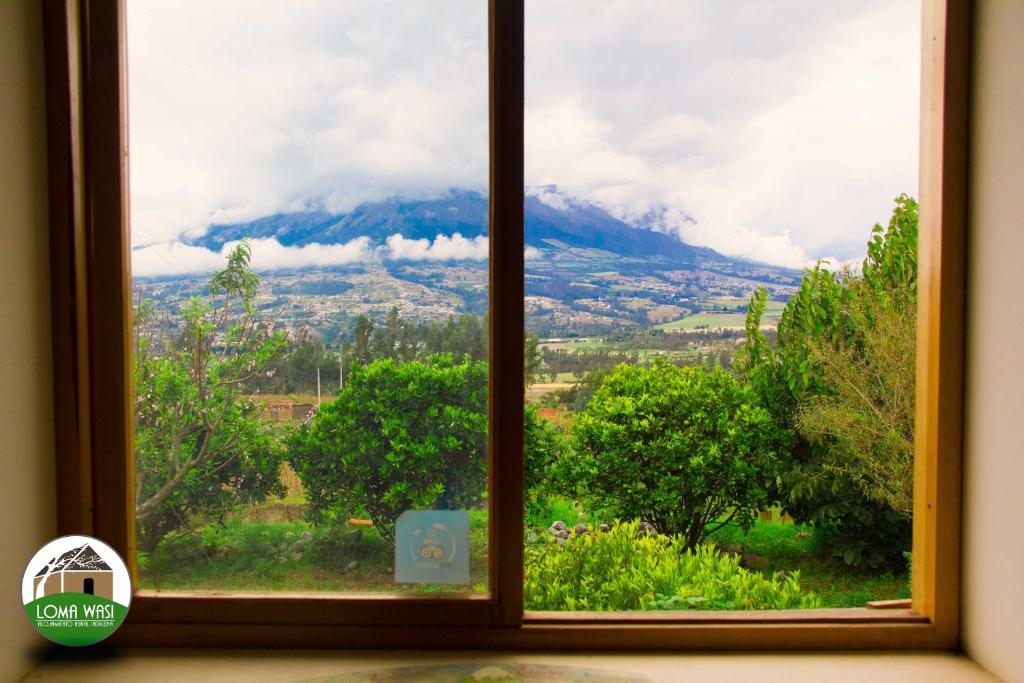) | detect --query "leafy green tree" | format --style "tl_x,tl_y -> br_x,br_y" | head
287,356 -> 488,542
795,276 -> 916,517
352,314 -> 375,364
735,195 -> 918,567
525,332 -> 544,386
133,241 -> 288,549
565,359 -> 784,548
